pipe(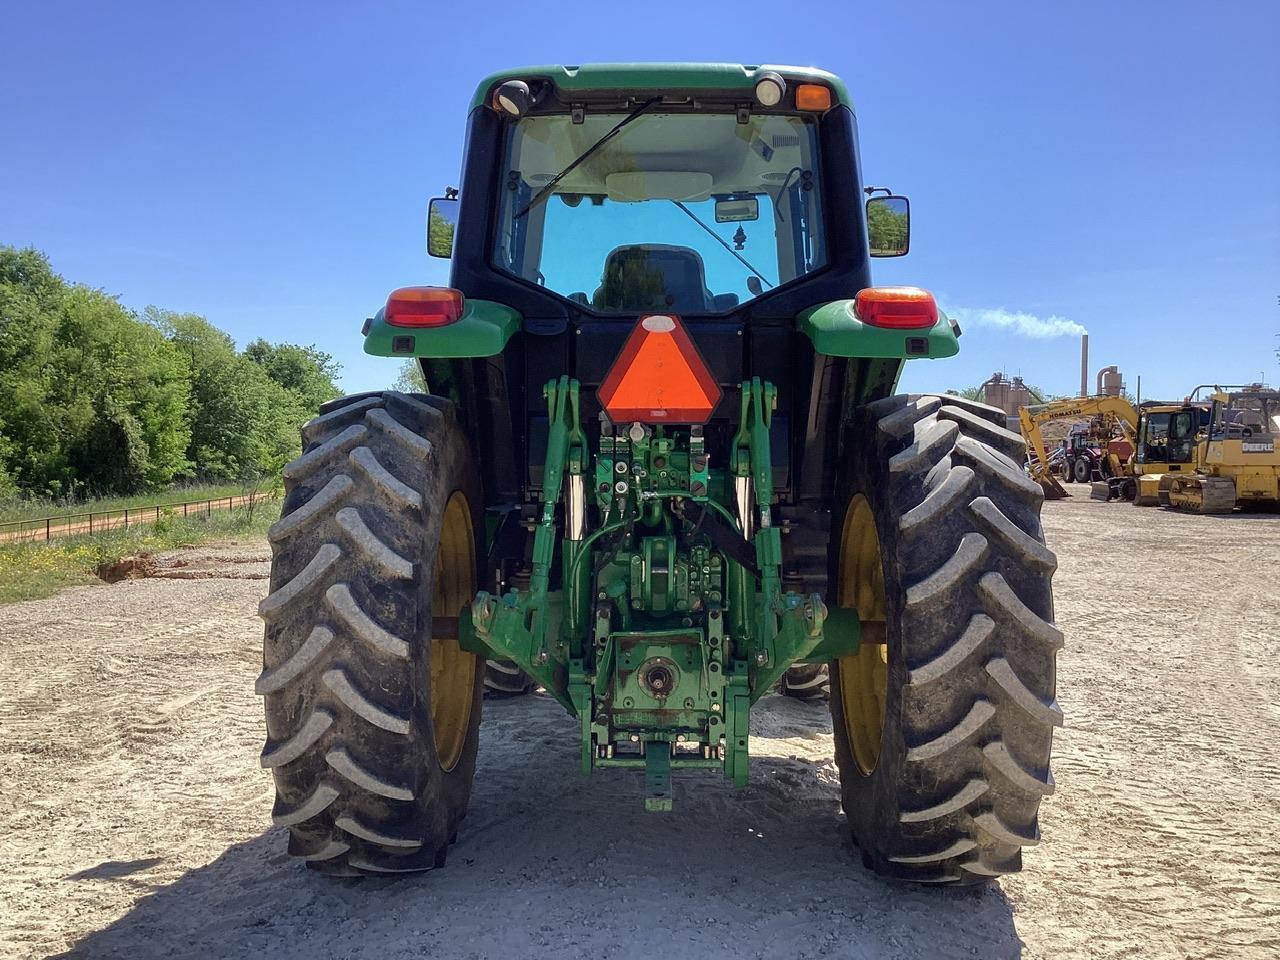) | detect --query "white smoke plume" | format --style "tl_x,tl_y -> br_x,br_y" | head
944,305 -> 1087,339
